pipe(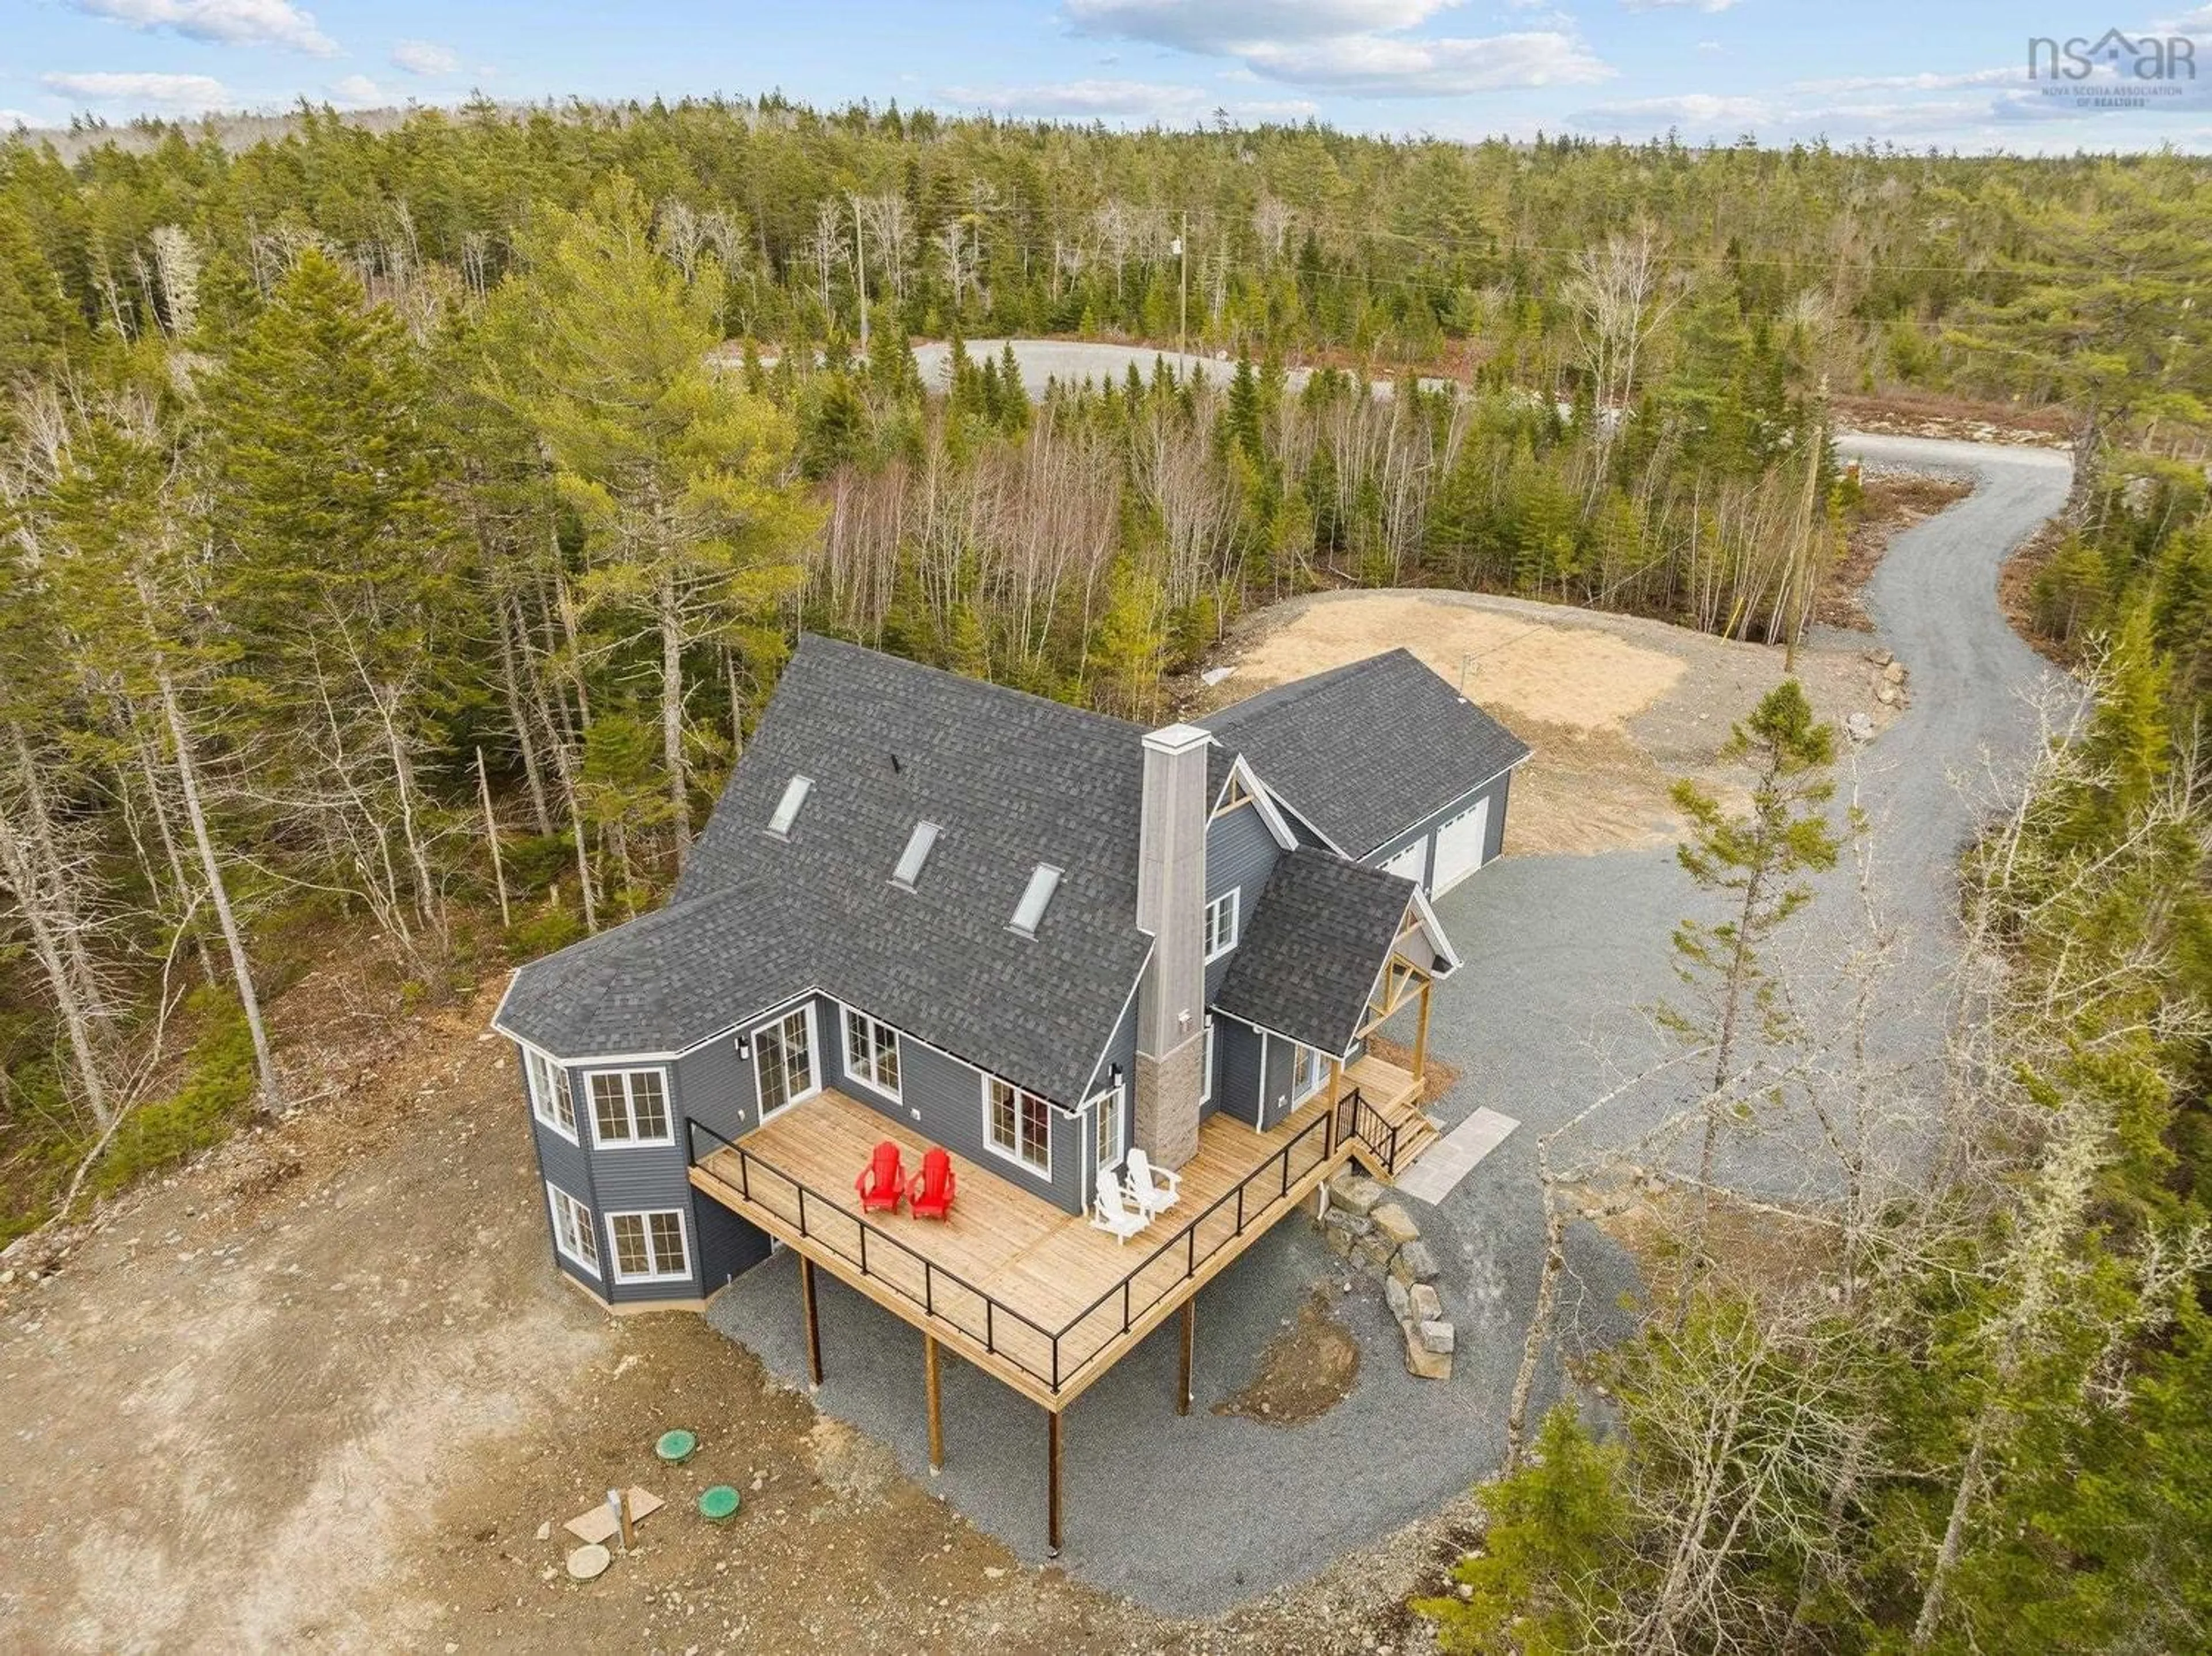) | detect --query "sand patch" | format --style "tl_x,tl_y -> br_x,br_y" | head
1226,593 -> 1685,734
